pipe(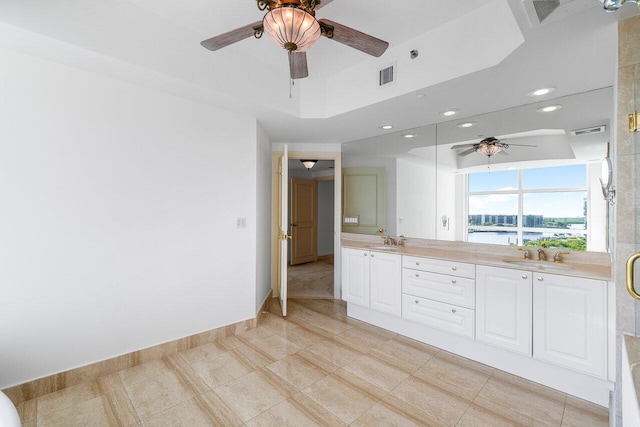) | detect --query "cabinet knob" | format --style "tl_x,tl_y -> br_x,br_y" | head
537,277 -> 544,282
451,280 -> 457,284
451,309 -> 457,313
371,254 -> 375,258
364,253 -> 368,256
415,262 -> 420,266
451,267 -> 457,271
415,273 -> 420,277
415,300 -> 419,304
522,275 -> 528,279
